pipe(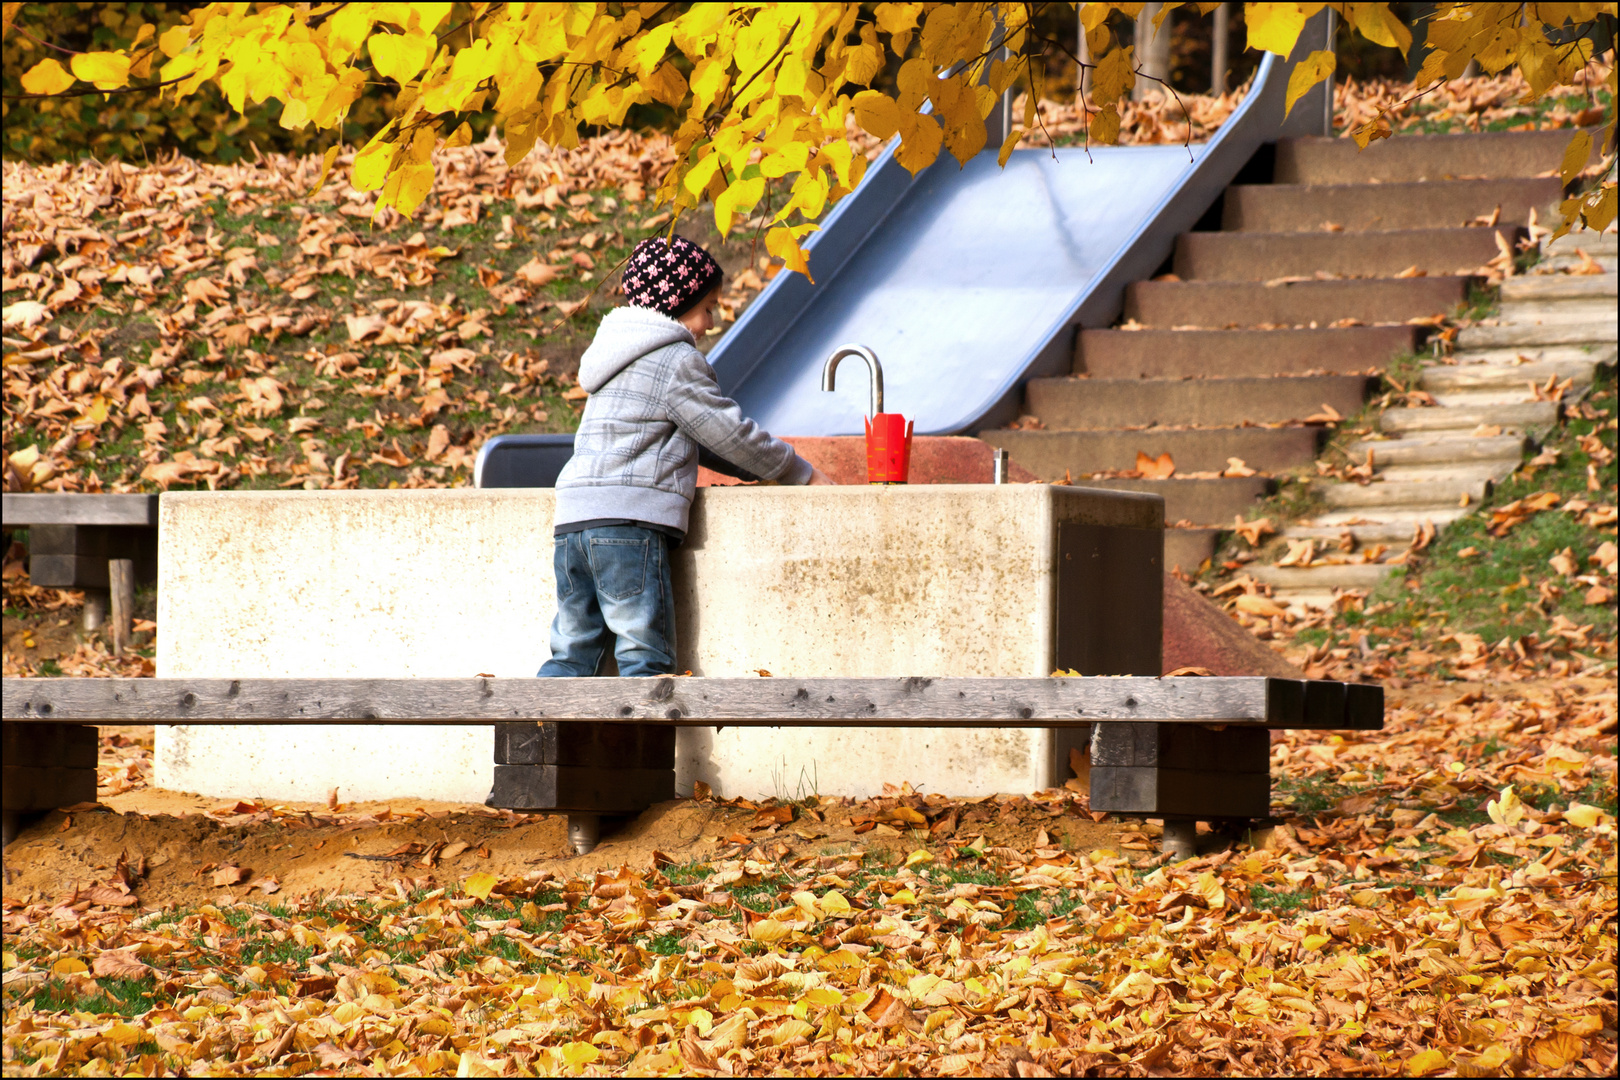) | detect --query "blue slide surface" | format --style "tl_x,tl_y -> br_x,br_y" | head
707,42 -> 1317,437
